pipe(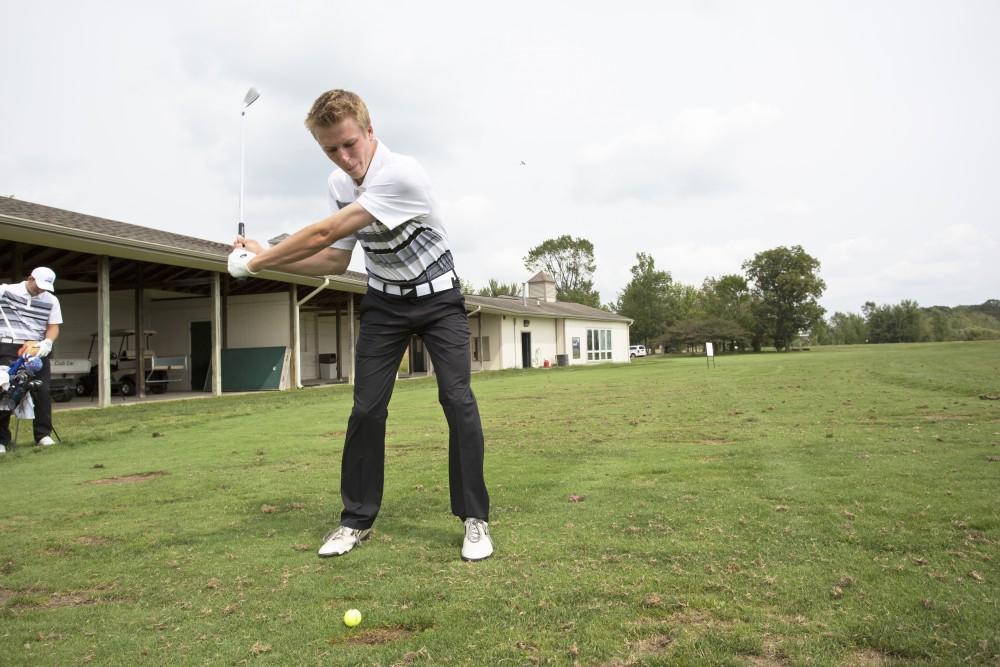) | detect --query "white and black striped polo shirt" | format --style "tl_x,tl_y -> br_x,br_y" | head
328,142 -> 455,287
0,282 -> 63,341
